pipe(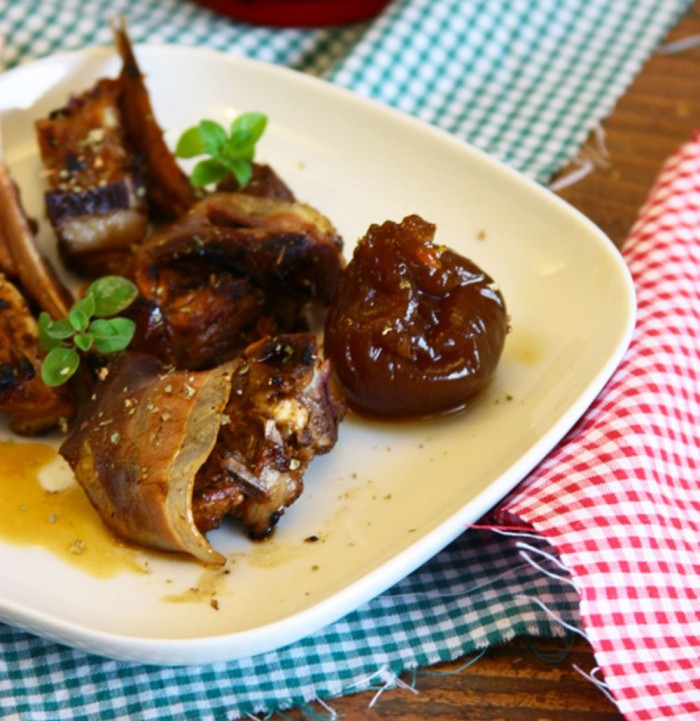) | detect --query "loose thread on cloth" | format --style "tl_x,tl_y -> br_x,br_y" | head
526,635 -> 576,665
477,529 -> 589,641
515,543 -> 581,594
467,523 -> 539,536
573,665 -> 617,705
549,122 -> 610,191
367,668 -> 419,709
271,702 -> 337,721
657,34 -> 700,54
415,648 -> 488,677
516,595 -> 588,640
468,527 -> 619,704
